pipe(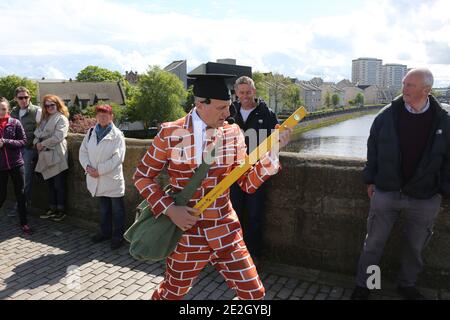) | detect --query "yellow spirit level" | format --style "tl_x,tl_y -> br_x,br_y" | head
194,106 -> 308,215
